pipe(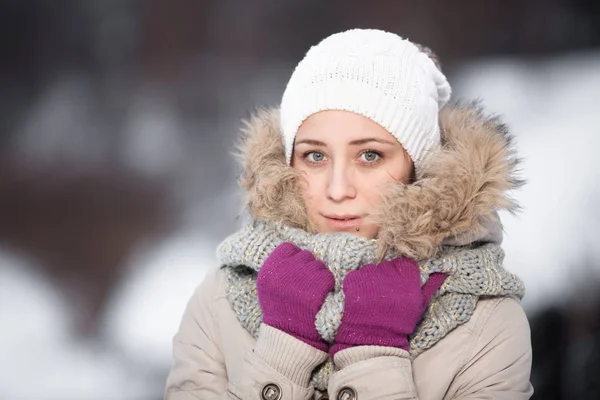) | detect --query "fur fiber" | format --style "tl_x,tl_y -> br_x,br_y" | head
236,102 -> 523,261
